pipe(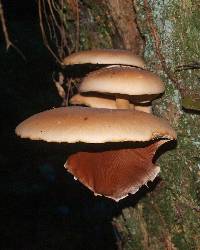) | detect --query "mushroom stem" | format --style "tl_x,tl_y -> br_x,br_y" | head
116,98 -> 130,109
135,105 -> 152,113
70,94 -> 117,109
